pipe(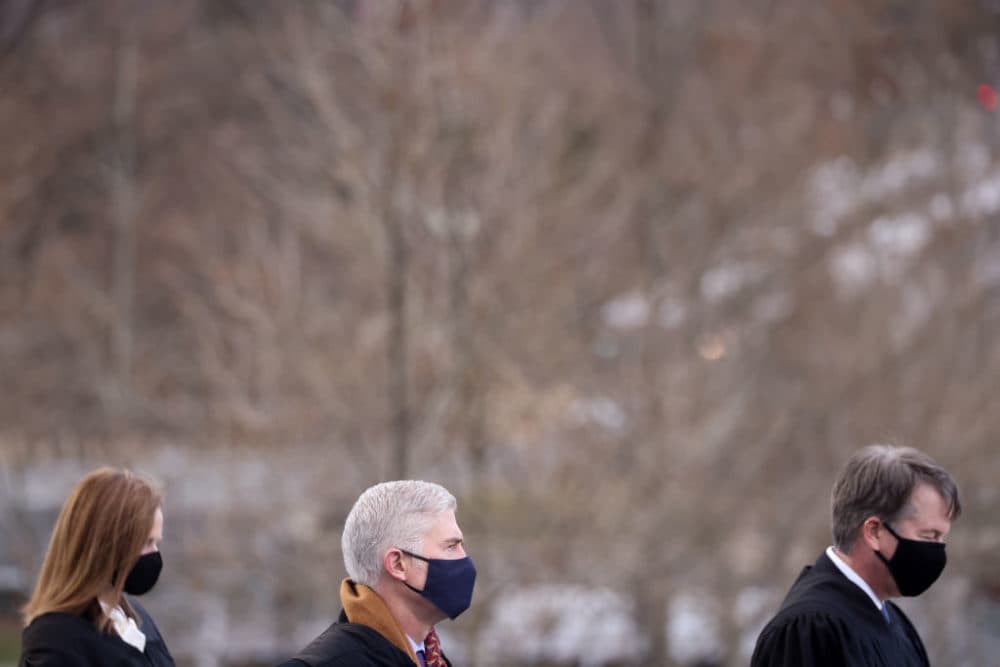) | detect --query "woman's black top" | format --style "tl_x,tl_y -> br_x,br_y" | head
19,599 -> 175,667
